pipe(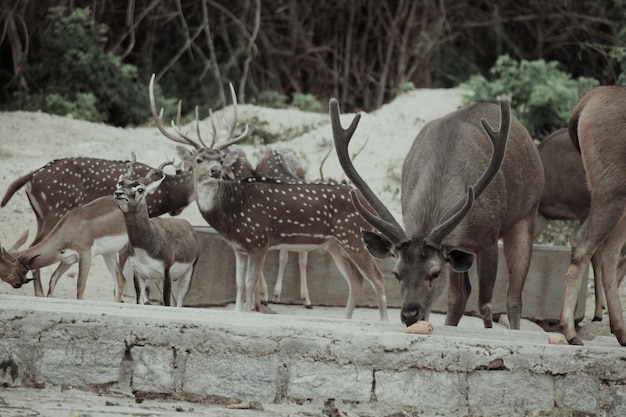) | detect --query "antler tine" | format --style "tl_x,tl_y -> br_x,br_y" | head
145,159 -> 174,183
195,106 -> 209,148
329,98 -> 407,244
124,152 -> 137,179
425,98 -> 510,246
215,83 -> 249,150
149,73 -> 202,149
319,146 -> 333,181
